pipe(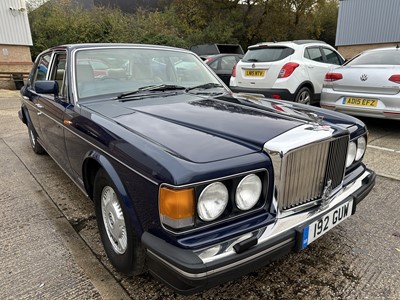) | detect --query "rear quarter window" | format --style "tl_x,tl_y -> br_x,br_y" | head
243,46 -> 294,62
